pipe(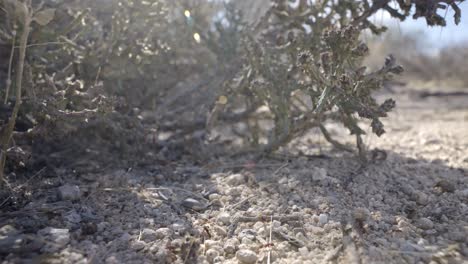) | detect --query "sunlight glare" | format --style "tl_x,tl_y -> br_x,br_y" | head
193,32 -> 201,43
